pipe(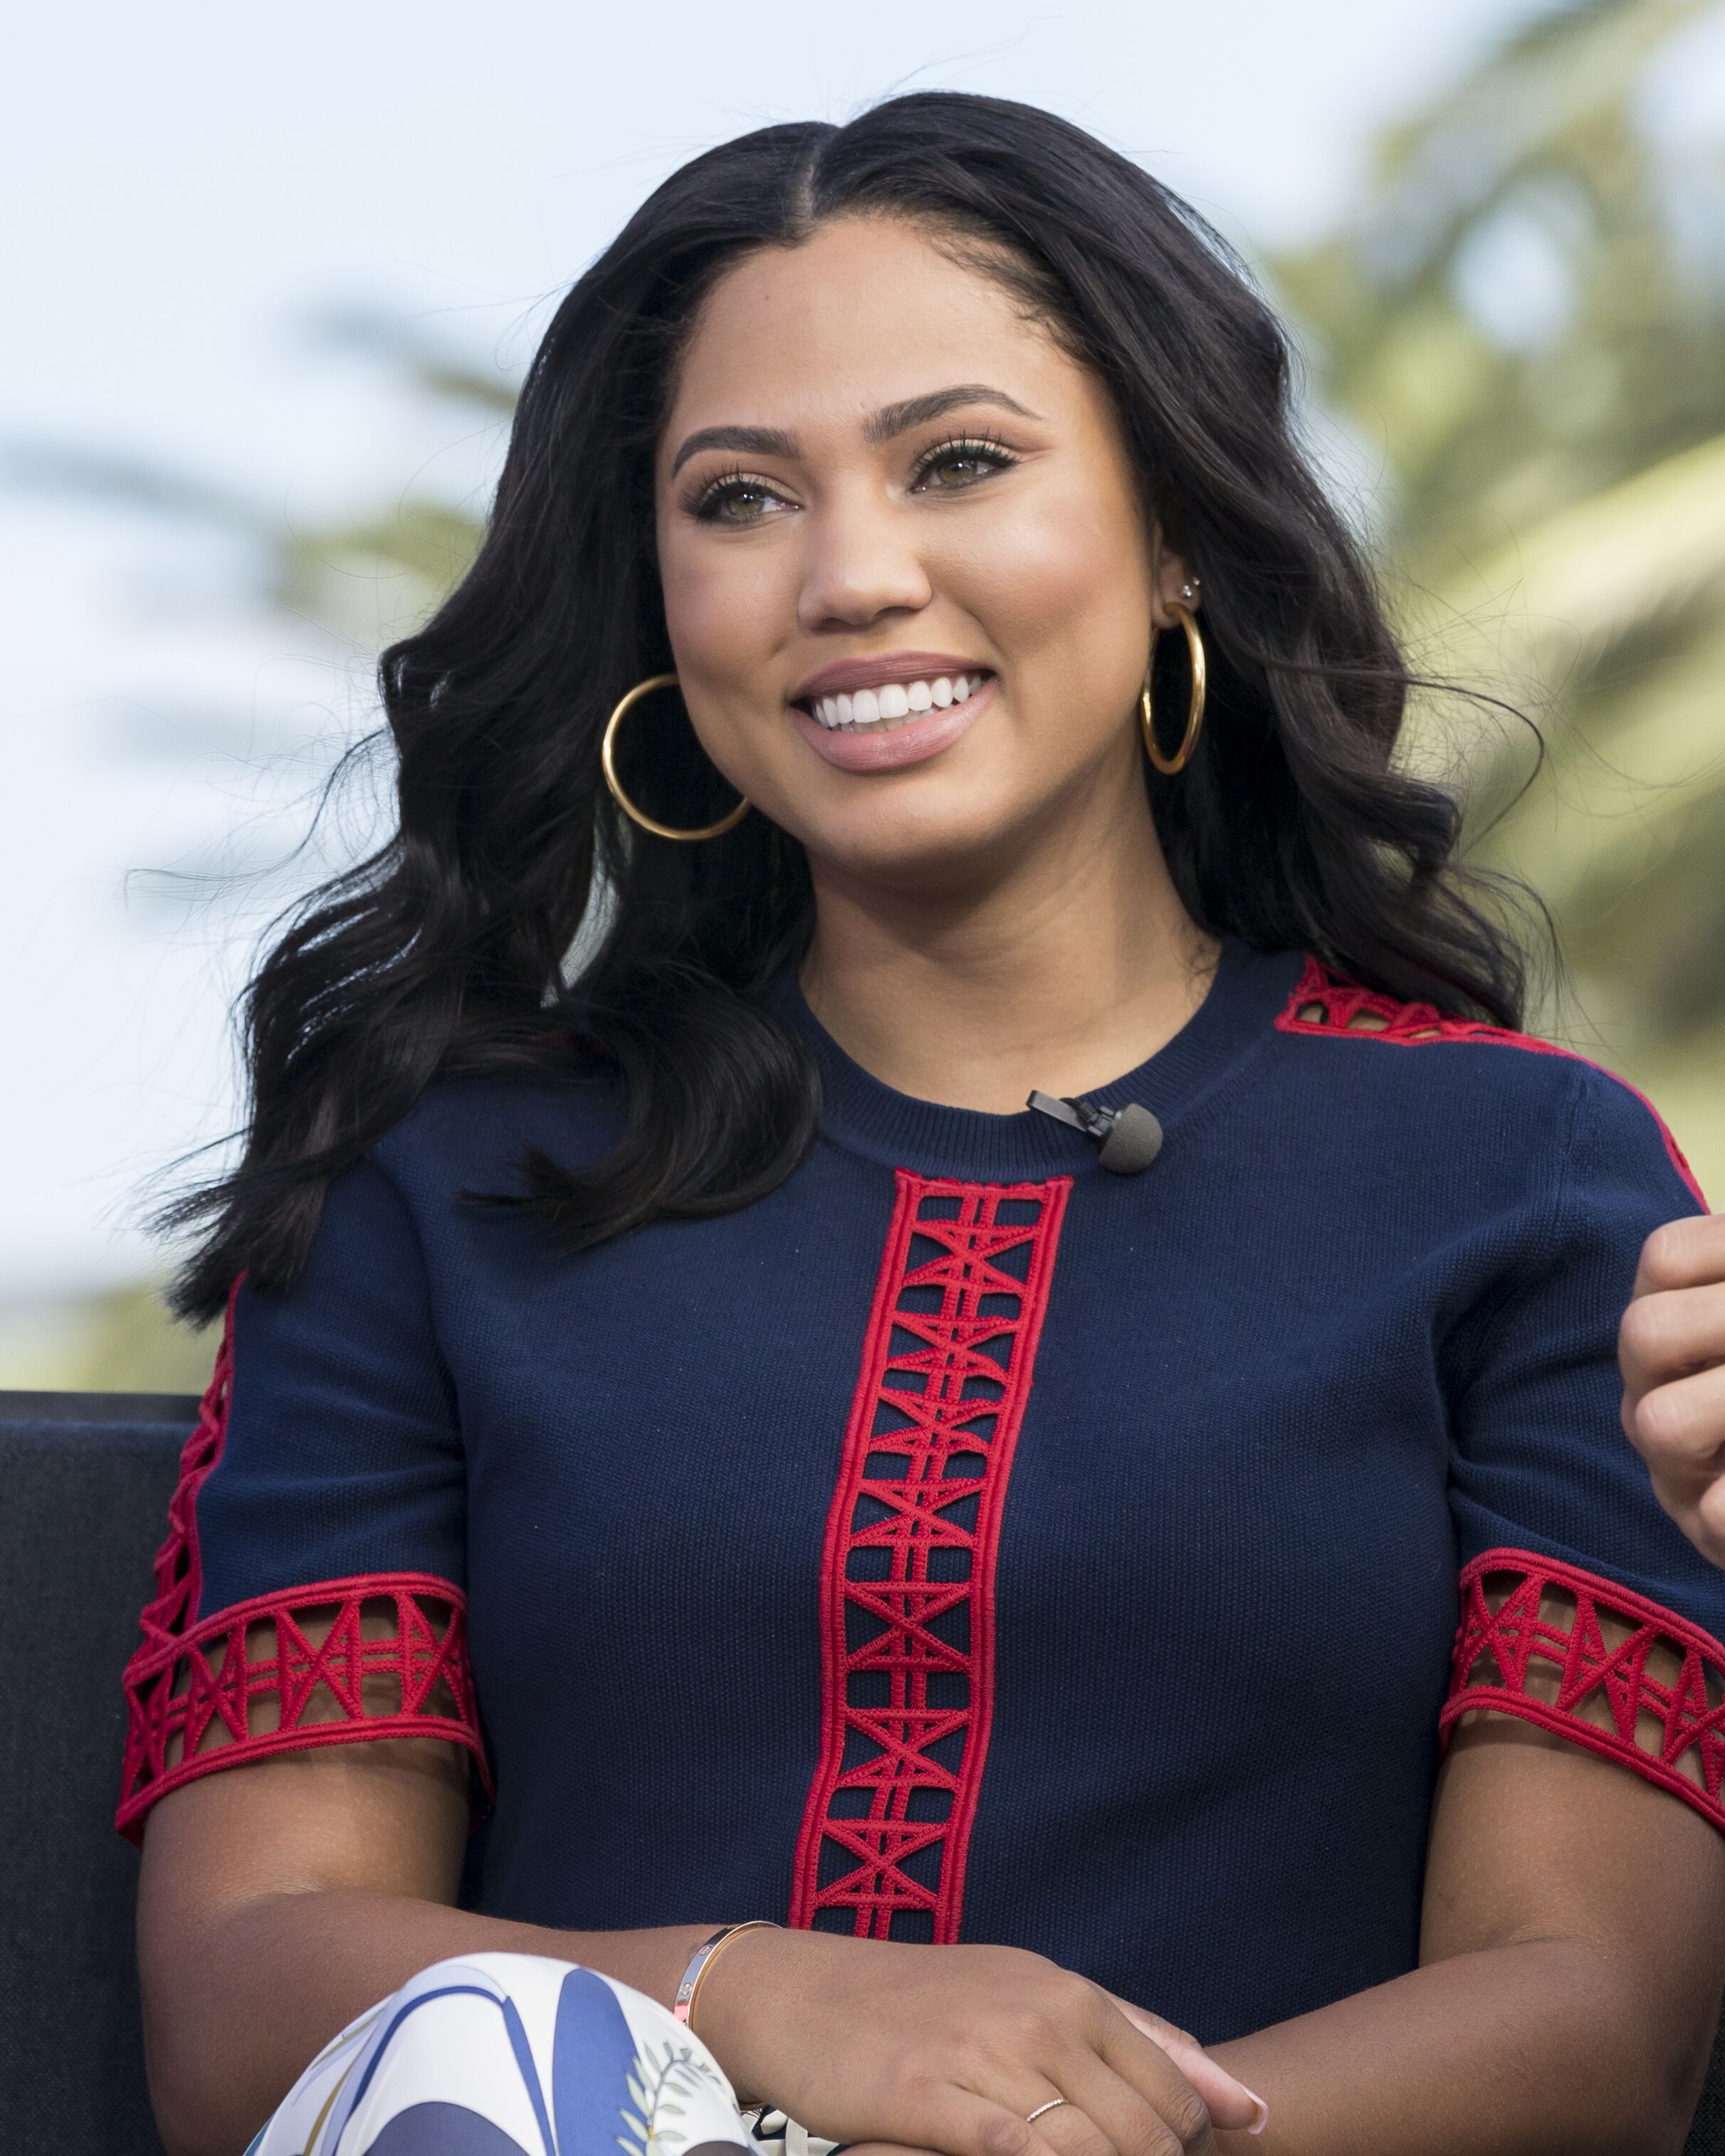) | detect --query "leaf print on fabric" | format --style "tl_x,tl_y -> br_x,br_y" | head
550,1966 -> 656,2156
614,2039 -> 730,2156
